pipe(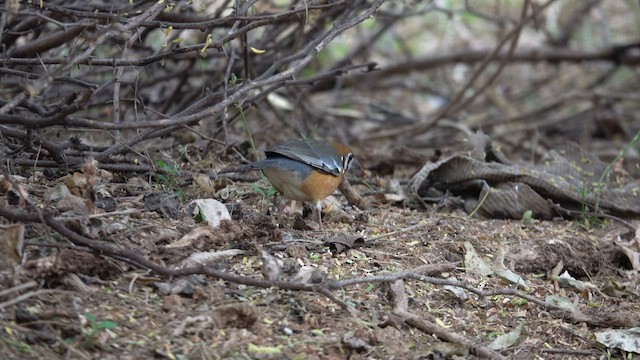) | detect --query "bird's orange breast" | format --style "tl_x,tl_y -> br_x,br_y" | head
261,166 -> 342,203
299,170 -> 344,202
